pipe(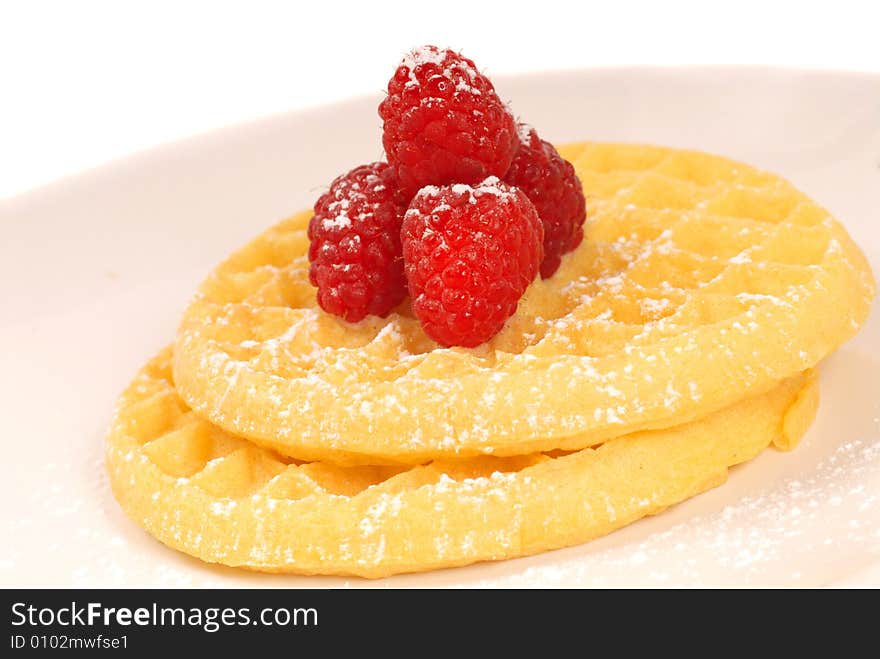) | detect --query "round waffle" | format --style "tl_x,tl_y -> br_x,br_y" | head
107,348 -> 818,578
173,142 -> 873,464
